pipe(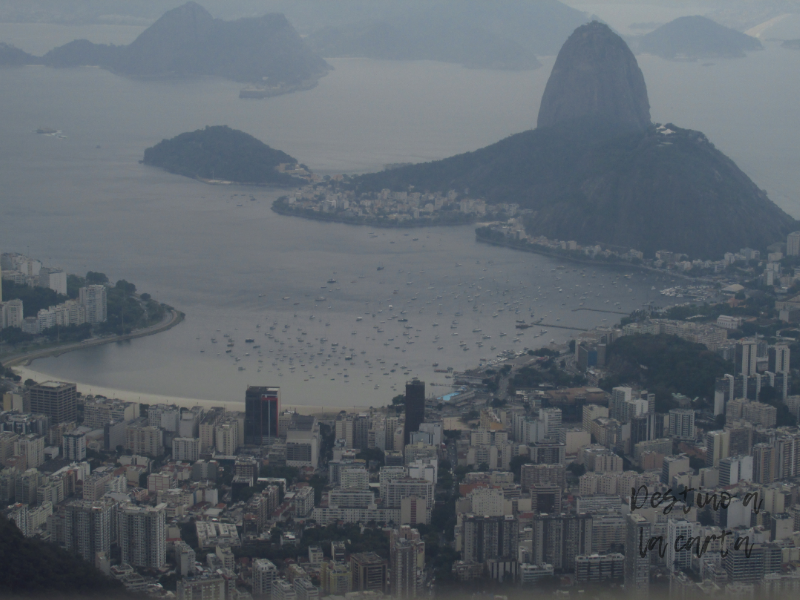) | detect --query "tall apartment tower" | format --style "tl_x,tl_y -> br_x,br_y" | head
79,285 -> 107,324
391,539 -> 419,598
390,527 -> 425,599
668,409 -> 695,440
252,558 -> 278,599
753,443 -> 776,484
245,386 -> 280,445
29,381 -> 77,424
788,231 -> 800,256
734,339 -> 758,377
404,380 -> 425,444
768,344 -> 791,374
118,503 -> 166,569
705,430 -> 730,468
625,514 -> 651,599
63,499 -> 113,563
